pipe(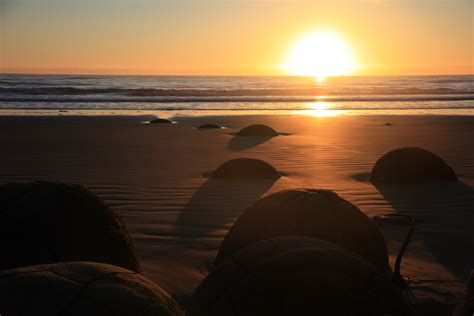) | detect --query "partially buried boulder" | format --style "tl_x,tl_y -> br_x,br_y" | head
0,261 -> 182,315
150,118 -> 173,124
236,124 -> 279,137
0,181 -> 139,271
197,124 -> 222,129
210,158 -> 280,180
370,147 -> 457,184
189,237 -> 413,316
215,188 -> 390,274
